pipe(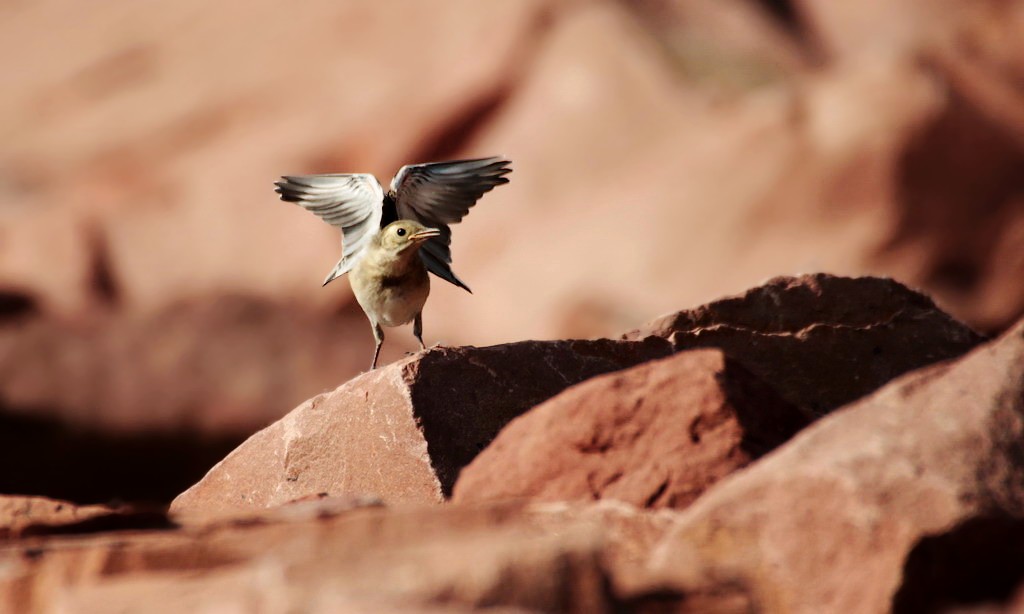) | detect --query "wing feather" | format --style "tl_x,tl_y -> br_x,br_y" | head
390,157 -> 511,291
275,173 -> 384,282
